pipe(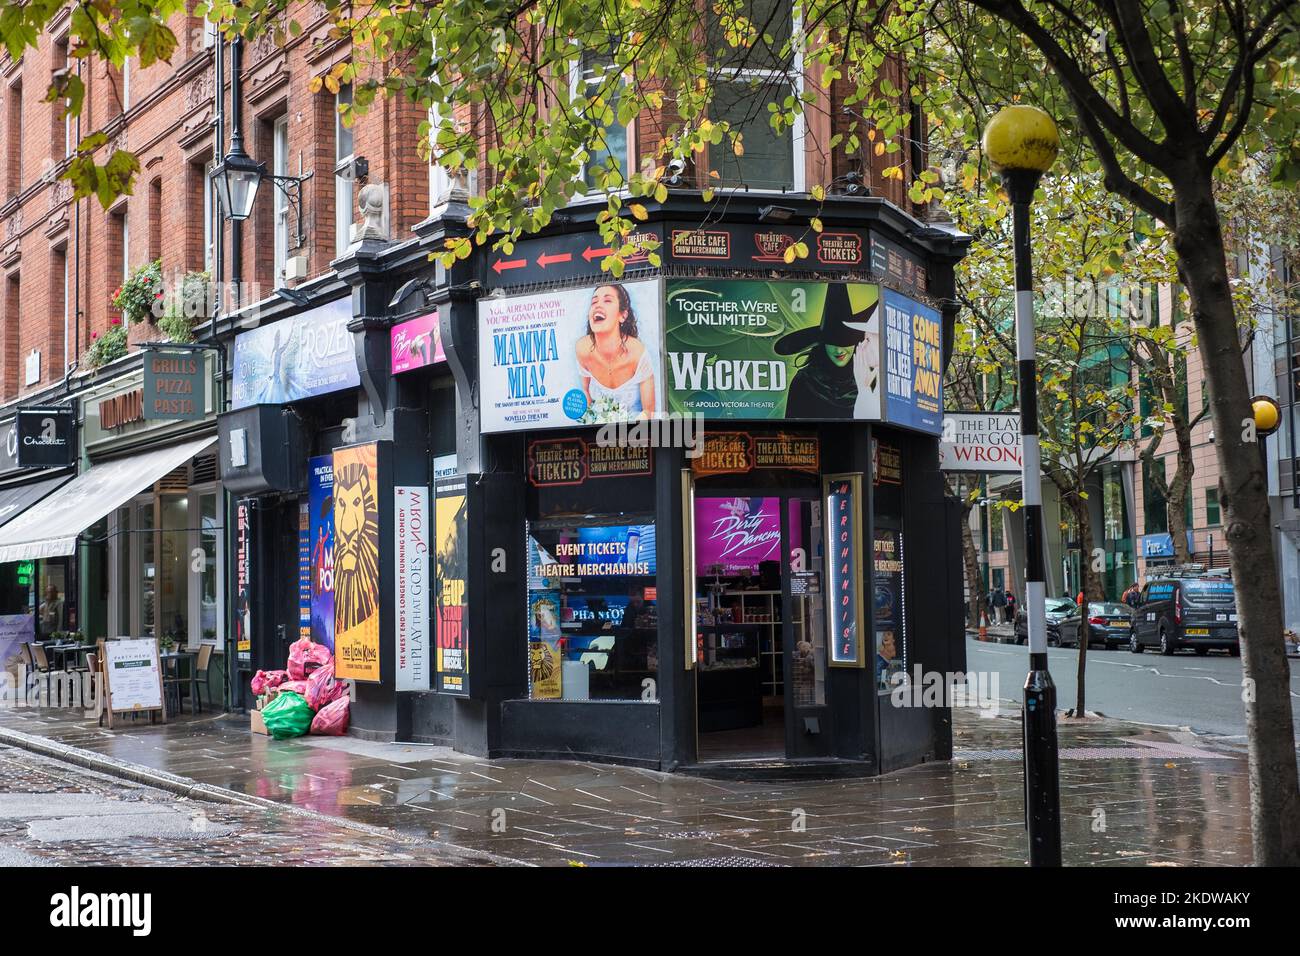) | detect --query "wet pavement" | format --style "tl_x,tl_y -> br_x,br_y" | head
0,744 -> 489,867
0,701 -> 1256,866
